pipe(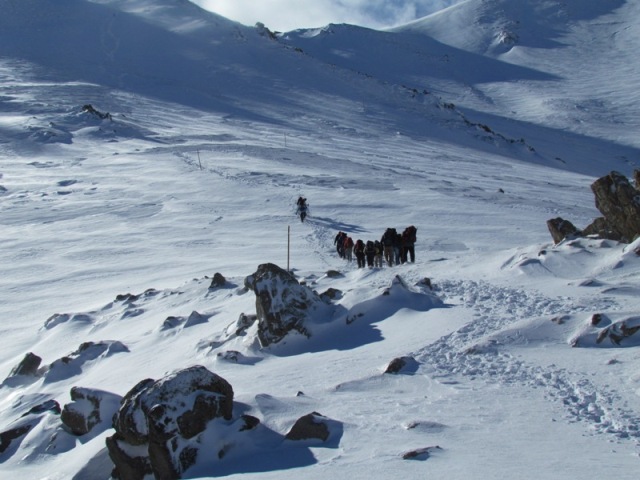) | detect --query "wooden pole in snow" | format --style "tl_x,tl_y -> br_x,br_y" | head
287,225 -> 291,271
